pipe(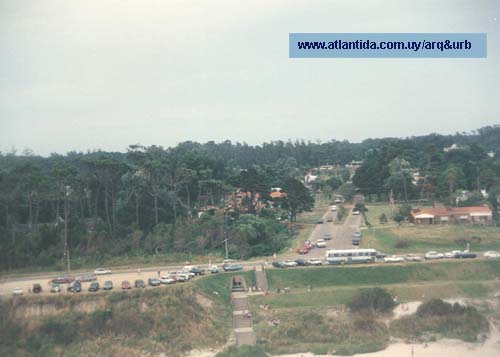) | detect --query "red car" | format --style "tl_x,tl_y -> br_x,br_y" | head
51,276 -> 75,284
121,280 -> 132,289
297,245 -> 310,254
